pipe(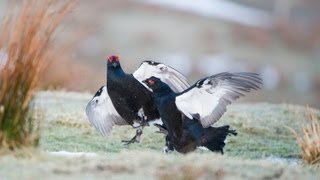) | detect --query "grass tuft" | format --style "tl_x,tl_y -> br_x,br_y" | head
291,107 -> 320,165
0,0 -> 77,150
